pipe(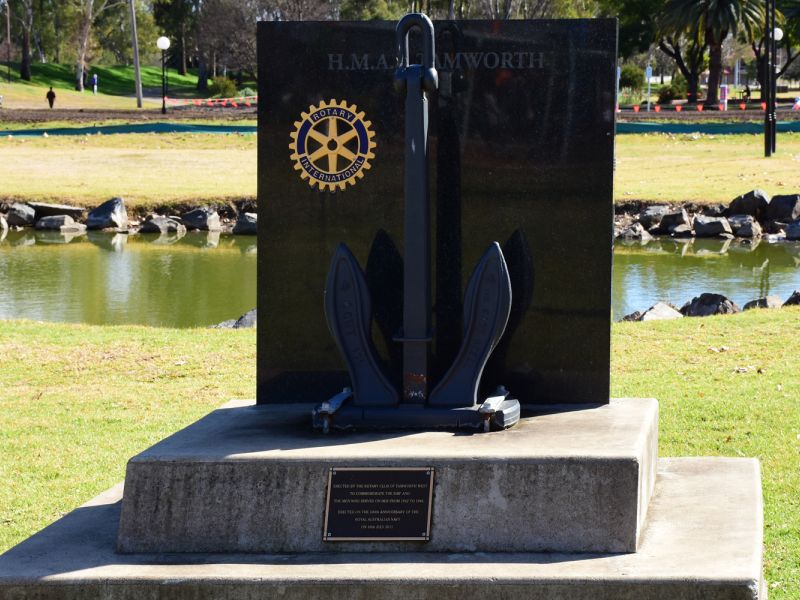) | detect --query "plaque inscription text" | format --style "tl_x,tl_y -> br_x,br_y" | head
323,467 -> 434,541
